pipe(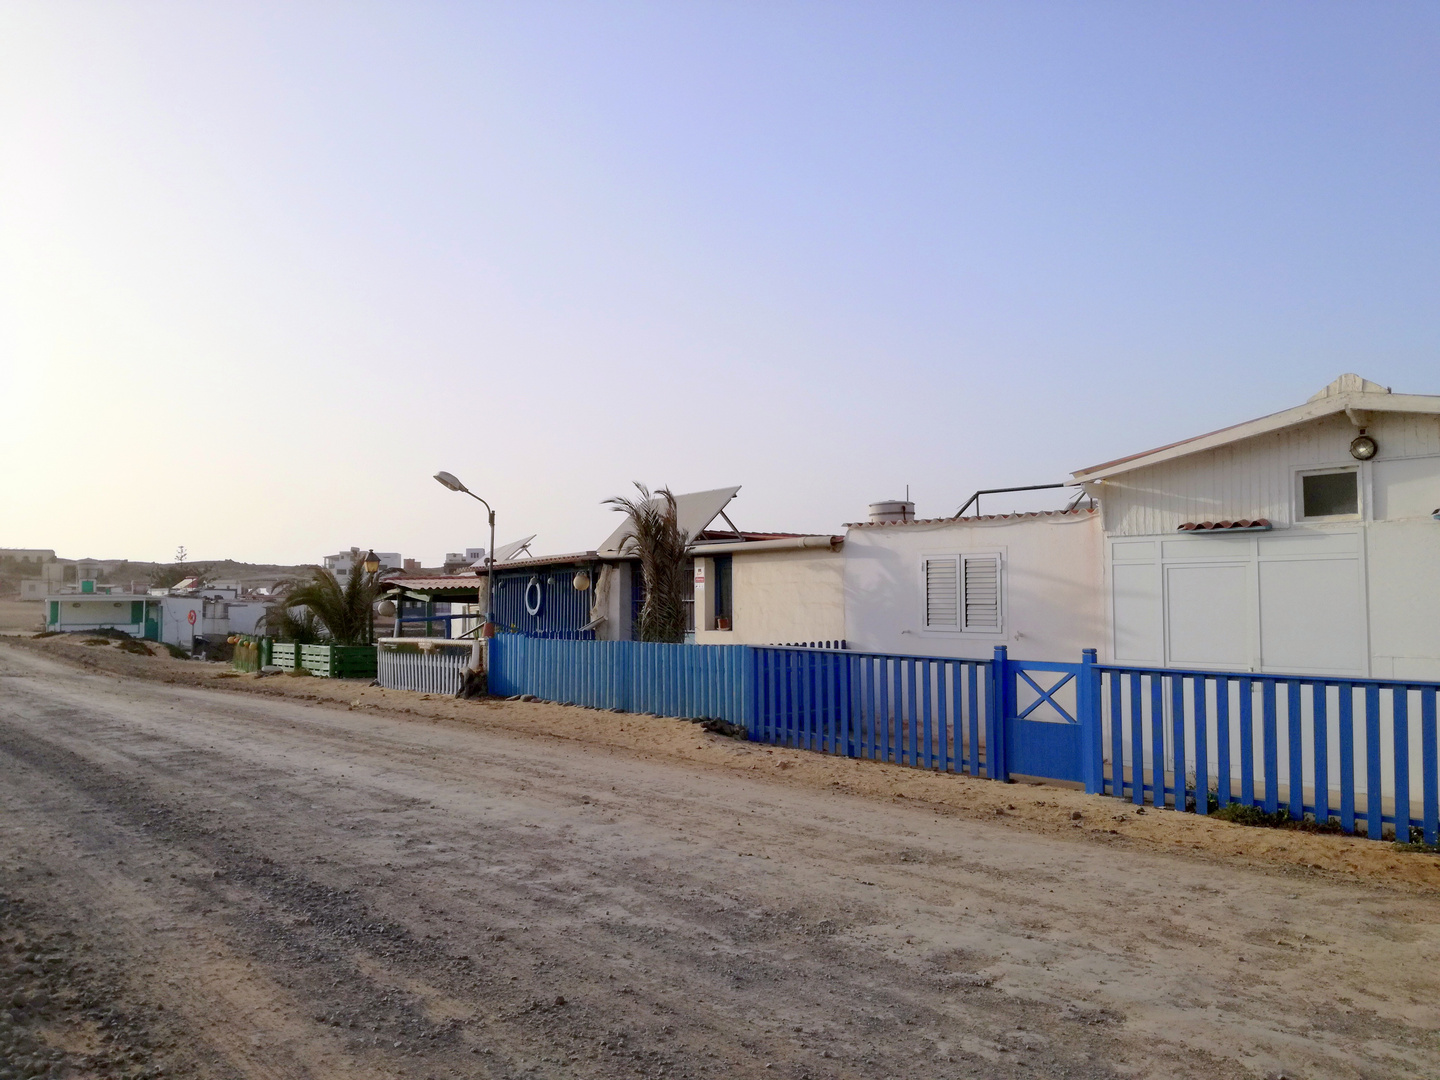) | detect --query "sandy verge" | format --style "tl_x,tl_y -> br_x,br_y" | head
9,632 -> 1440,894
